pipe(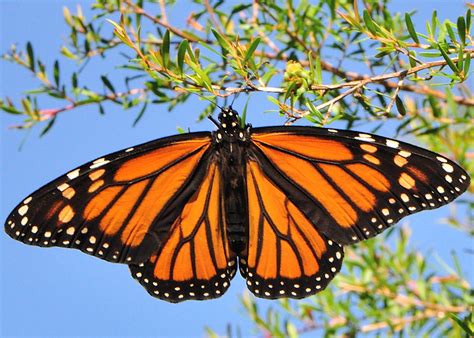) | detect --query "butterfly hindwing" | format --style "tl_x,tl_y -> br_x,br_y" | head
129,162 -> 237,302
239,160 -> 344,299
250,126 -> 470,245
5,133 -> 213,264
